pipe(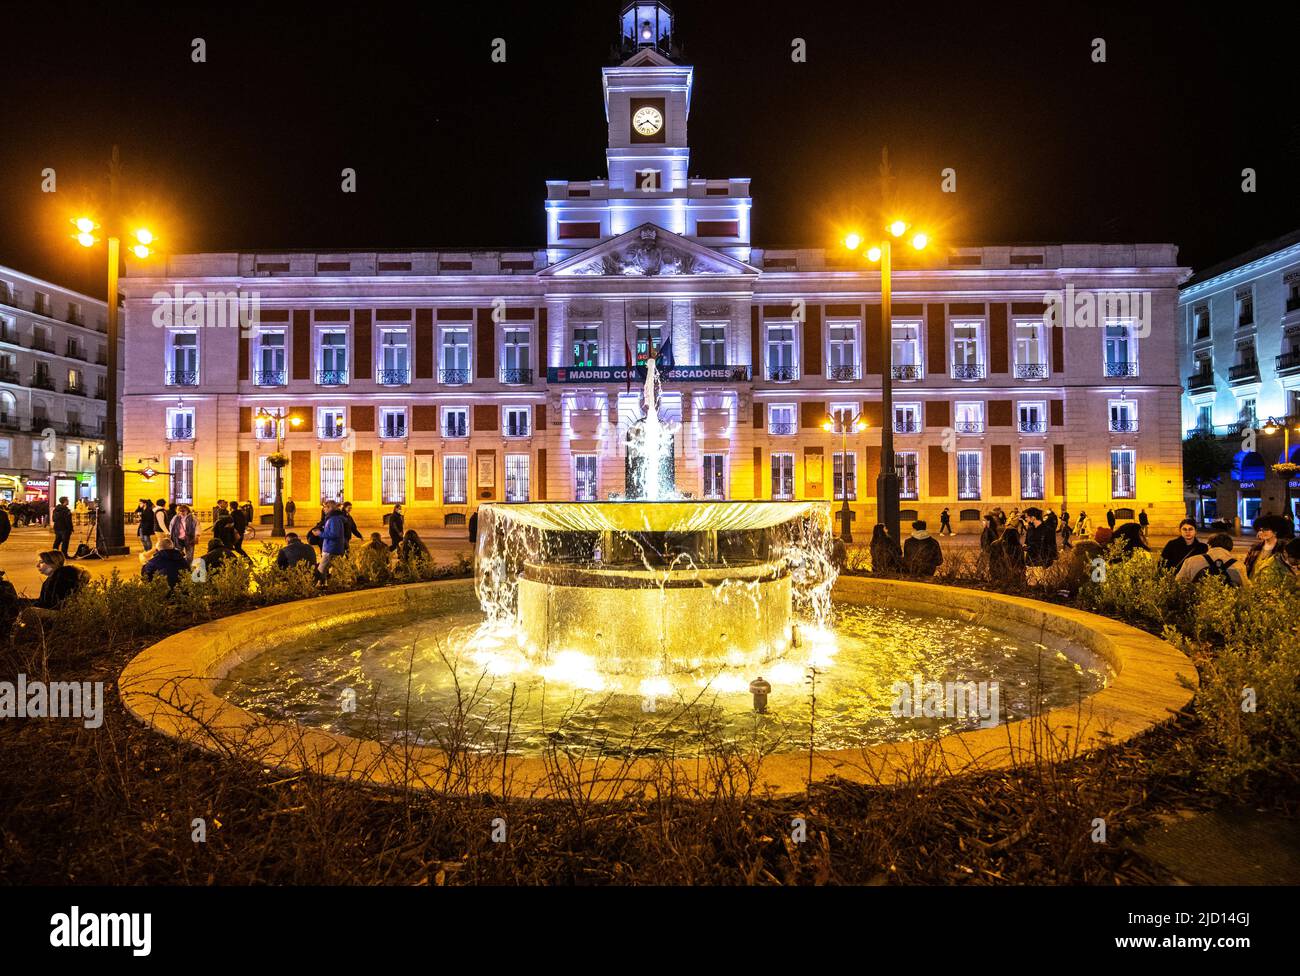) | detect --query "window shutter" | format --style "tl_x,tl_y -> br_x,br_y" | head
753,402 -> 764,428
991,444 -> 1012,496
353,310 -> 372,381
292,311 -> 311,380
351,405 -> 375,433
865,304 -> 882,375
989,304 -> 1008,374
926,305 -> 946,376
926,401 -> 950,429
927,445 -> 949,497
415,309 -> 434,379
476,308 -> 495,380
802,305 -> 822,376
